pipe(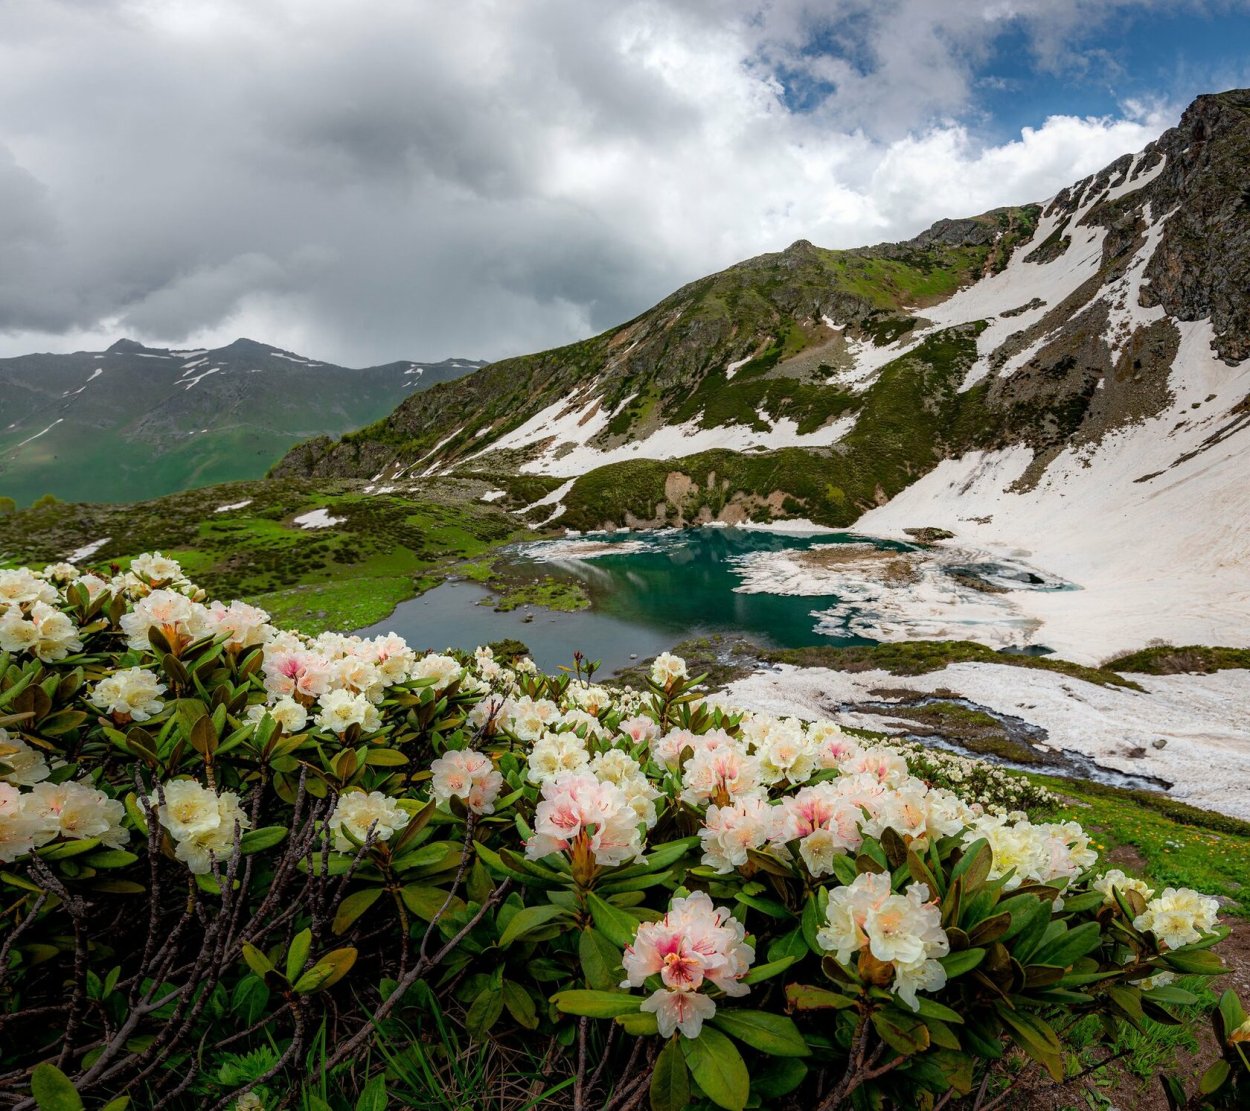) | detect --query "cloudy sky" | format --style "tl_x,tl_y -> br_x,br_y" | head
0,0 -> 1246,366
